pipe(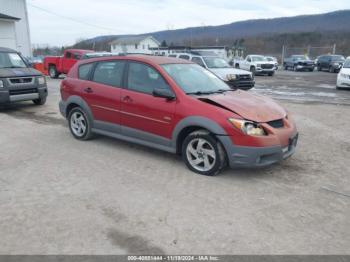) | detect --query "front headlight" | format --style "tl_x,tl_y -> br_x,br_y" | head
0,80 -> 4,88
228,118 -> 267,136
226,74 -> 236,81
37,76 -> 46,85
